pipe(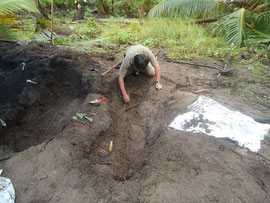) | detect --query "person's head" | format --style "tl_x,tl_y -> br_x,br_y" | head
133,54 -> 149,71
